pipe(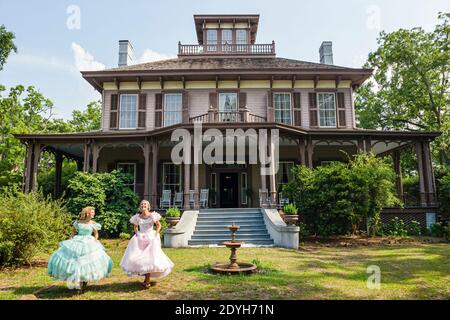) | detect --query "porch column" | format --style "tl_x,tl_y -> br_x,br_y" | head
53,151 -> 63,198
193,163 -> 199,209
414,141 -> 427,206
91,143 -> 99,173
306,137 -> 314,168
31,142 -> 41,191
392,150 -> 403,200
298,137 -> 306,165
83,141 -> 91,173
184,164 -> 191,209
365,137 -> 372,154
268,132 -> 277,207
151,141 -> 159,208
24,142 -> 34,192
260,166 -> 267,208
422,140 -> 436,205
357,138 -> 365,154
143,139 -> 151,201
